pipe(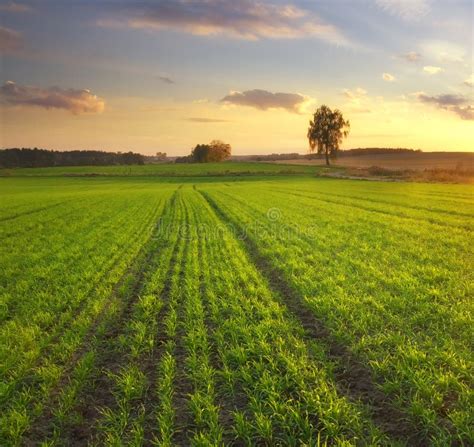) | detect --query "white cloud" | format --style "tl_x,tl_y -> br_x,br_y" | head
423,66 -> 442,75
0,81 -> 105,114
382,73 -> 396,81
